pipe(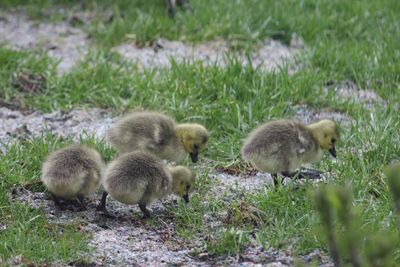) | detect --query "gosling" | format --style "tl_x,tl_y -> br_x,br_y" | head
41,144 -> 104,210
107,111 -> 208,163
166,0 -> 192,17
98,151 -> 195,218
241,119 -> 339,187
